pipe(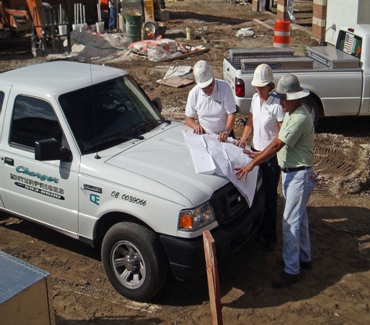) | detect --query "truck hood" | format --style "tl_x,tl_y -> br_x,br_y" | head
104,122 -> 229,206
